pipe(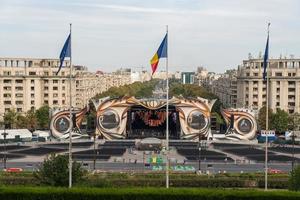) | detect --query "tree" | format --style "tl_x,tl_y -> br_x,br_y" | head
15,115 -> 27,129
288,112 -> 300,131
26,110 -> 37,131
34,154 -> 86,186
258,106 -> 273,130
3,109 -> 18,129
271,108 -> 289,133
35,105 -> 50,130
289,166 -> 300,191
